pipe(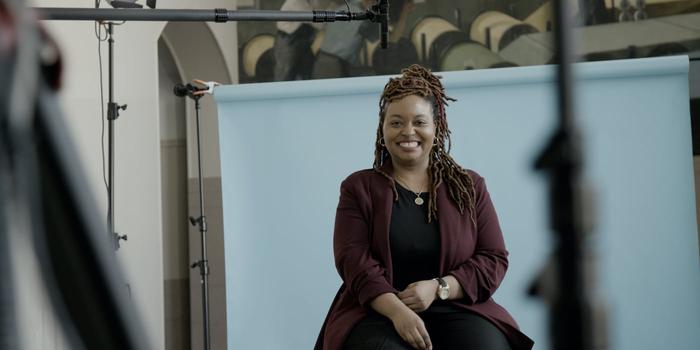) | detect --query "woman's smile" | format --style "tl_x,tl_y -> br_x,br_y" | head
397,140 -> 421,150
